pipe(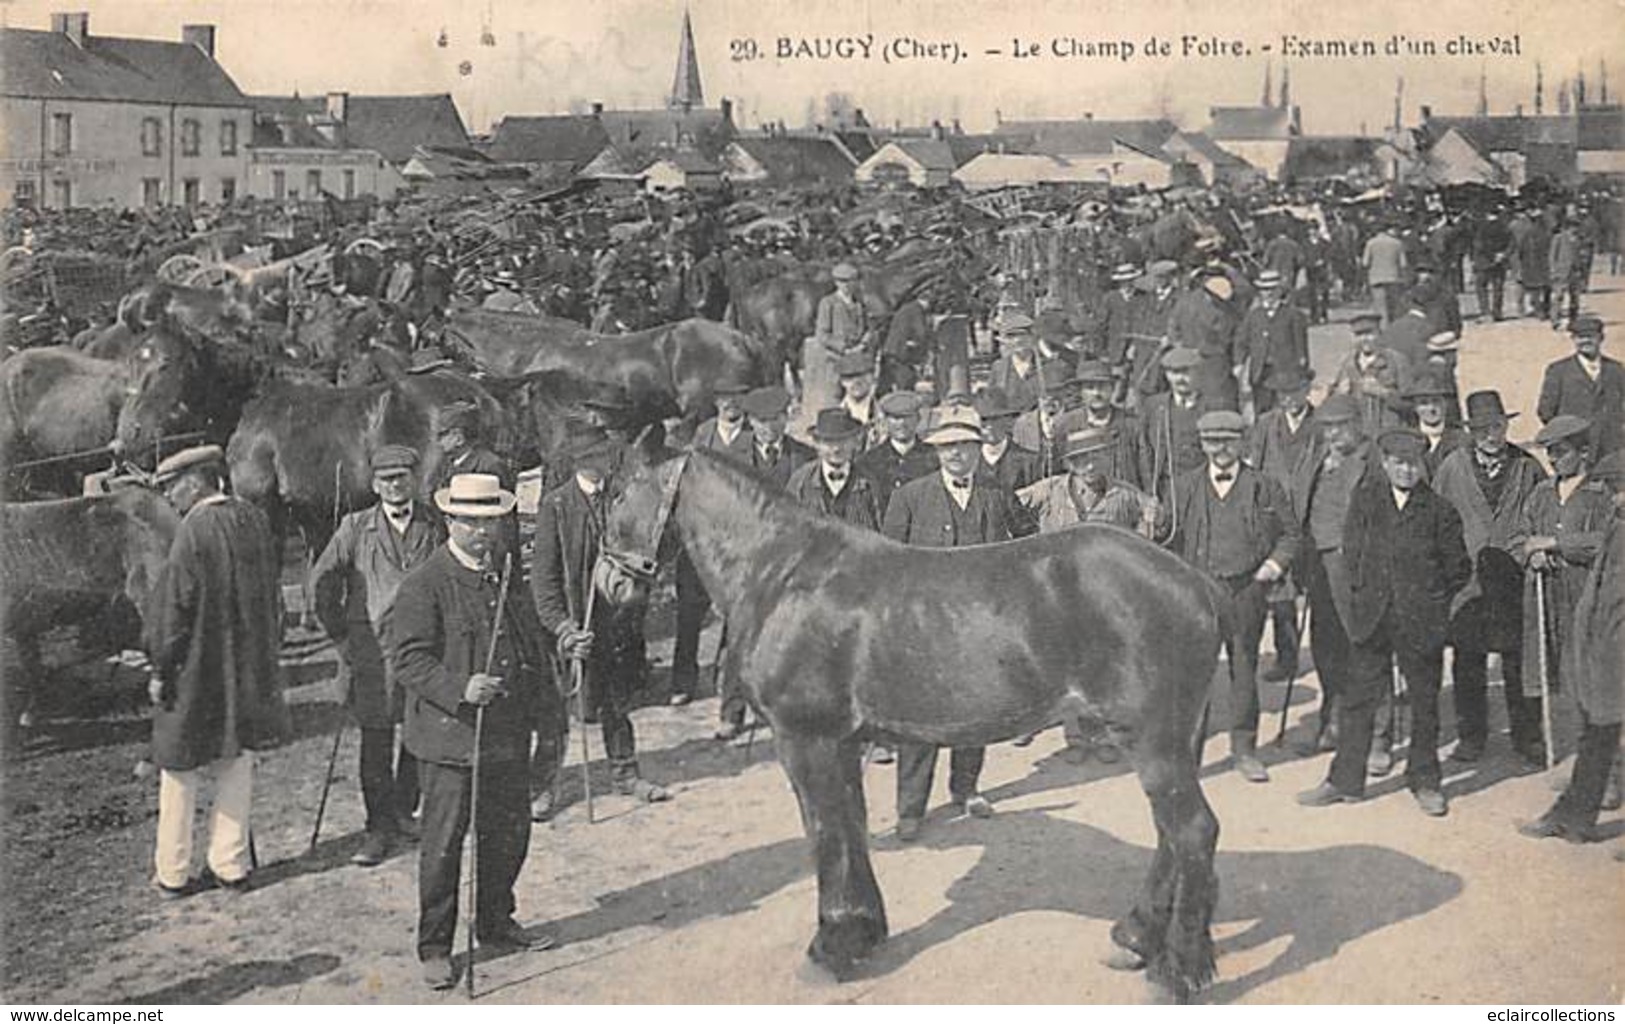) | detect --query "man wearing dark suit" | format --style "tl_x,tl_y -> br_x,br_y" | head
1068,360 -> 1146,490
1430,391 -> 1549,767
785,410 -> 885,531
1298,427 -> 1472,817
1168,271 -> 1240,411
884,406 -> 1013,841
1282,395 -> 1370,752
988,313 -> 1045,414
1378,287 -> 1439,374
856,391 -> 937,518
430,401 -> 517,561
1536,316 -> 1624,459
672,383 -> 755,704
394,473 -> 554,989
532,433 -> 670,802
741,385 -> 814,488
1171,411 -> 1301,782
1247,365 -> 1320,683
1126,261 -> 1181,406
1101,262 -> 1149,377
1239,270 -> 1310,414
975,387 -> 1044,535
311,445 -> 444,865
1139,347 -> 1215,505
1404,372 -> 1468,478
